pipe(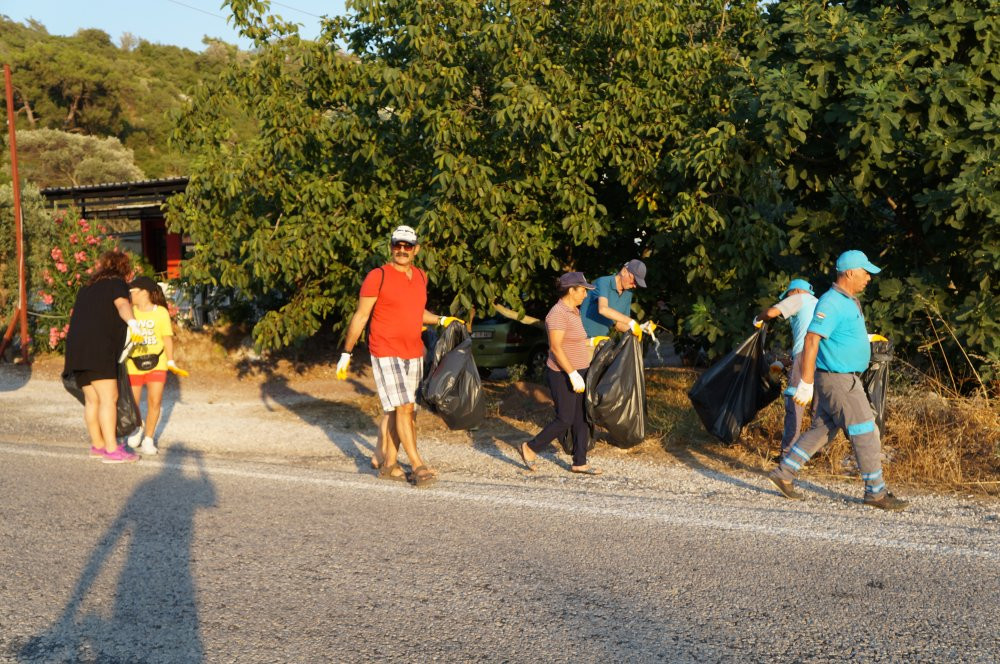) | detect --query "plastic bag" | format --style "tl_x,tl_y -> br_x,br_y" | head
585,334 -> 647,447
421,321 -> 485,430
61,369 -> 85,405
687,327 -> 782,444
61,362 -> 142,438
116,362 -> 142,438
862,340 -> 893,436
